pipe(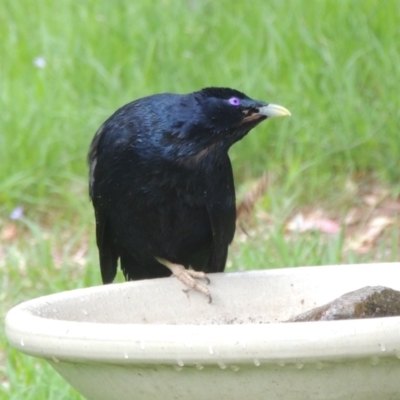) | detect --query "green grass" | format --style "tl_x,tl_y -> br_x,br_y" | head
1,0 -> 400,398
